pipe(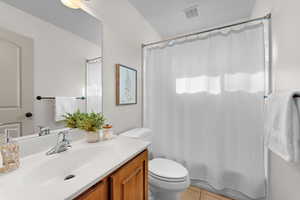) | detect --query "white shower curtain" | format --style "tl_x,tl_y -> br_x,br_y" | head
144,22 -> 267,200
